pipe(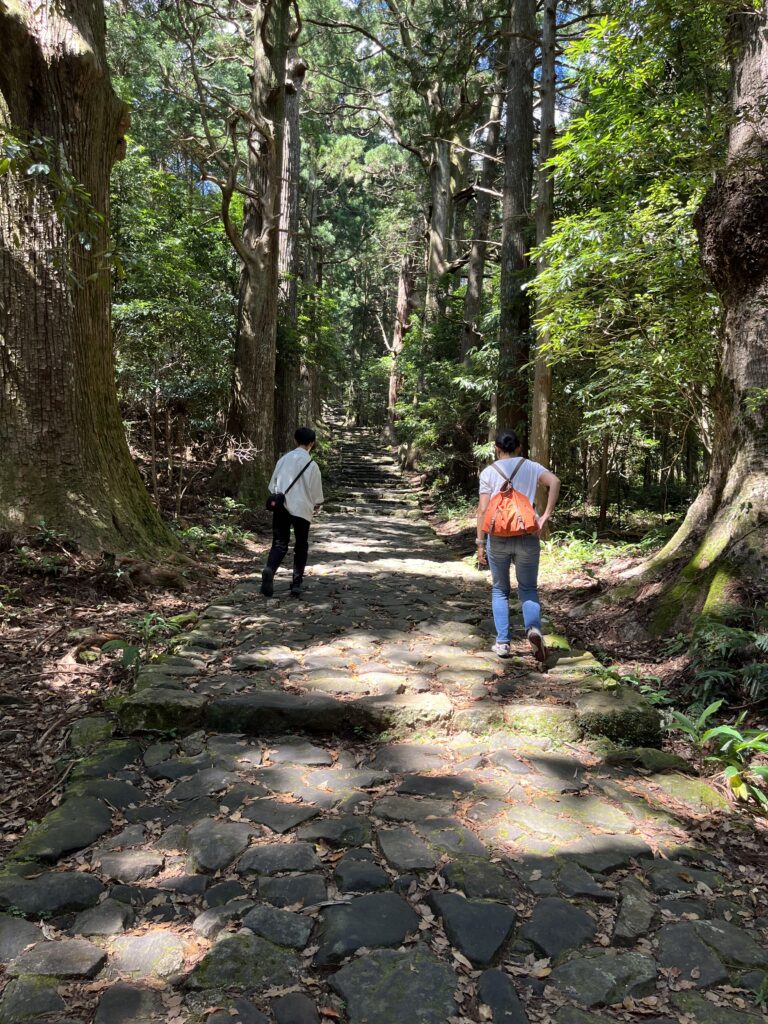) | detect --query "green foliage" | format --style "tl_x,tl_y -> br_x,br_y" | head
688,616 -> 768,704
667,699 -> 768,808
111,149 -> 236,429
